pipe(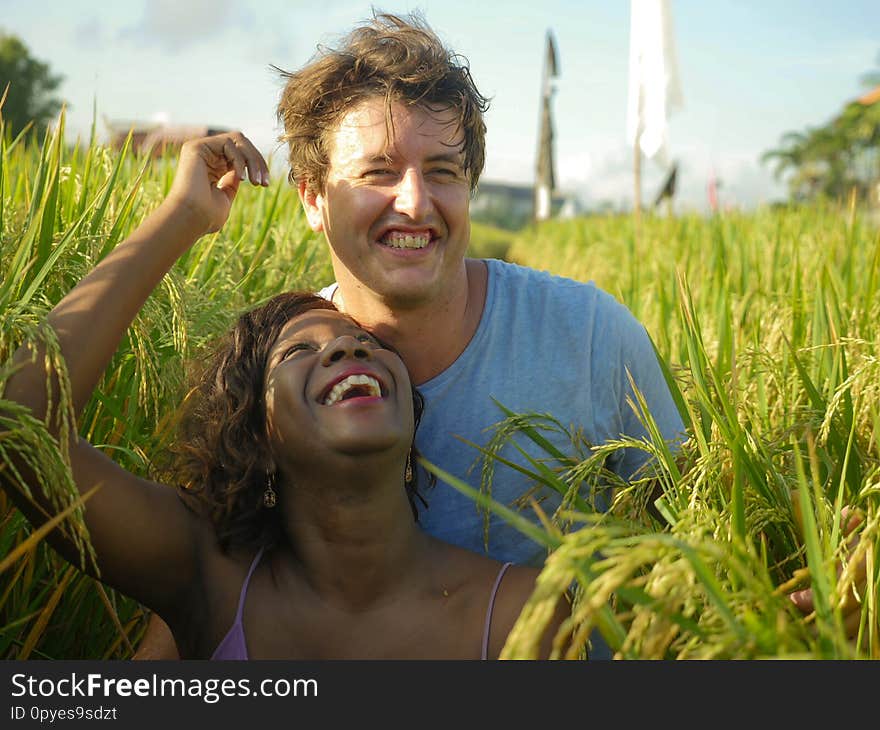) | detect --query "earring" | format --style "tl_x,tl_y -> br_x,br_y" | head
263,471 -> 277,508
405,451 -> 413,485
